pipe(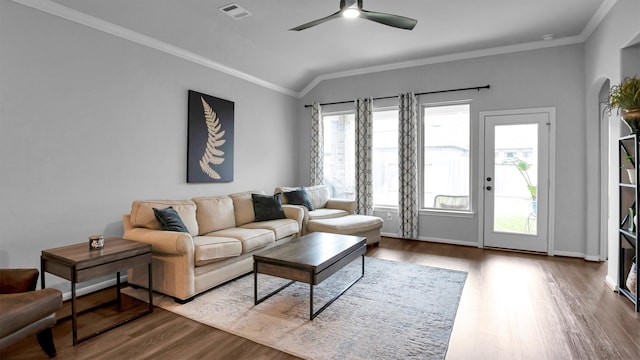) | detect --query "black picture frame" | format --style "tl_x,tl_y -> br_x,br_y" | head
187,90 -> 234,183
